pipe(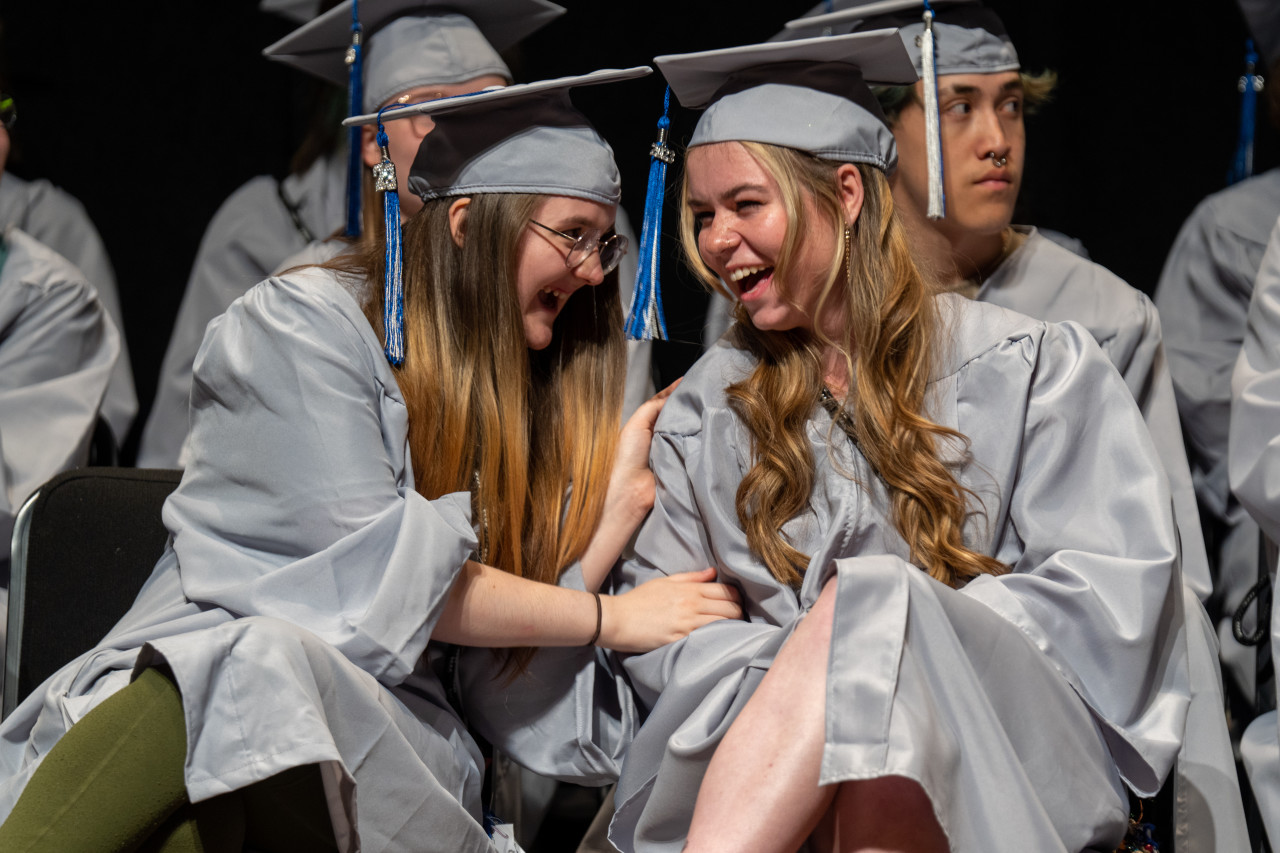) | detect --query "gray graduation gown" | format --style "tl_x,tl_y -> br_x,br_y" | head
1227,214 -> 1280,849
1157,168 -> 1280,698
610,295 -> 1189,853
0,266 -> 501,853
138,153 -> 346,467
0,172 -> 135,443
